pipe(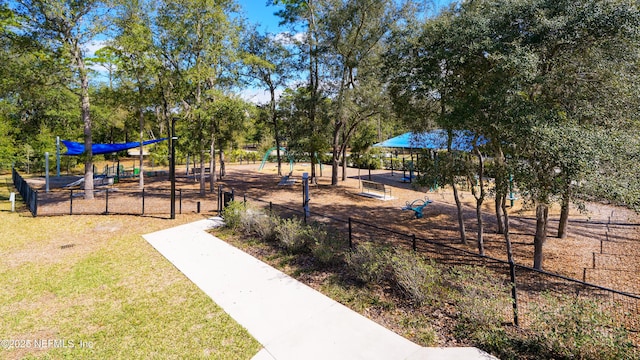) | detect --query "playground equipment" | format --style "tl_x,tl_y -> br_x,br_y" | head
401,197 -> 433,219
258,147 -> 294,173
